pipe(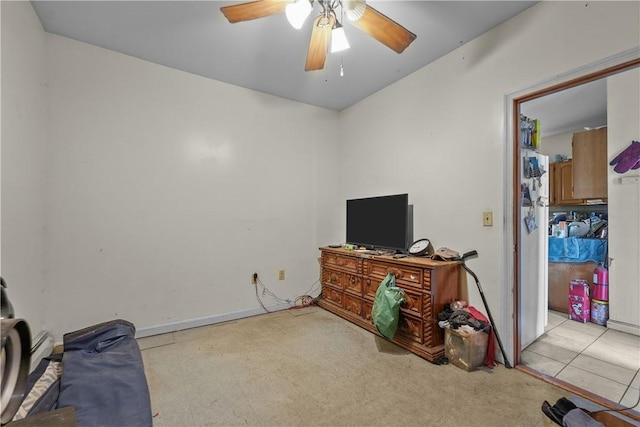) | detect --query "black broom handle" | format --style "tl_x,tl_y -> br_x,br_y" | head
460,251 -> 513,369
